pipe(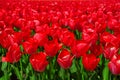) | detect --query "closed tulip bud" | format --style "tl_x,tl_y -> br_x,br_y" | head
57,49 -> 74,69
